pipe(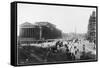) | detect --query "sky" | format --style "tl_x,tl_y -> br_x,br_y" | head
17,3 -> 96,35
